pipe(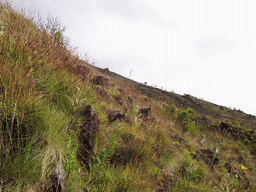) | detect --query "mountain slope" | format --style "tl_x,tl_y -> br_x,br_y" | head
0,2 -> 256,191
94,65 -> 256,127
